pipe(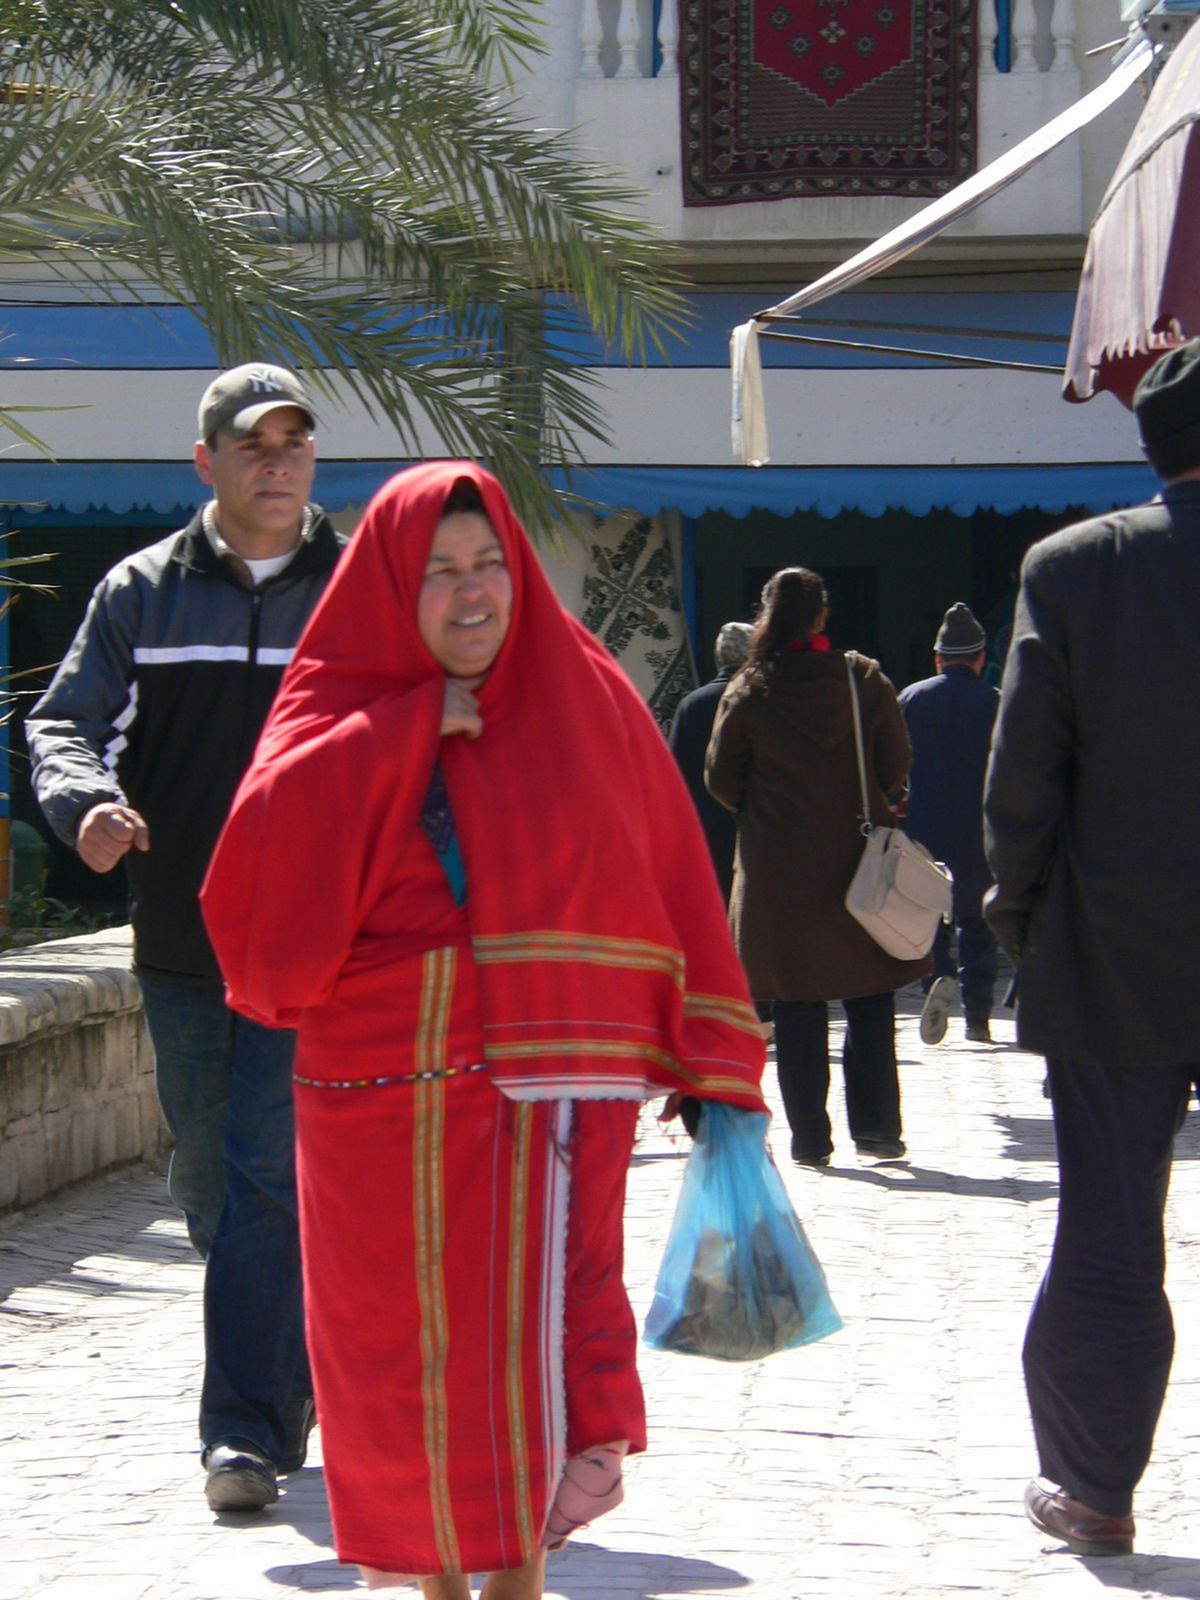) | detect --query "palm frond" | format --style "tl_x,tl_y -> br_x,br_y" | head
0,0 -> 687,535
